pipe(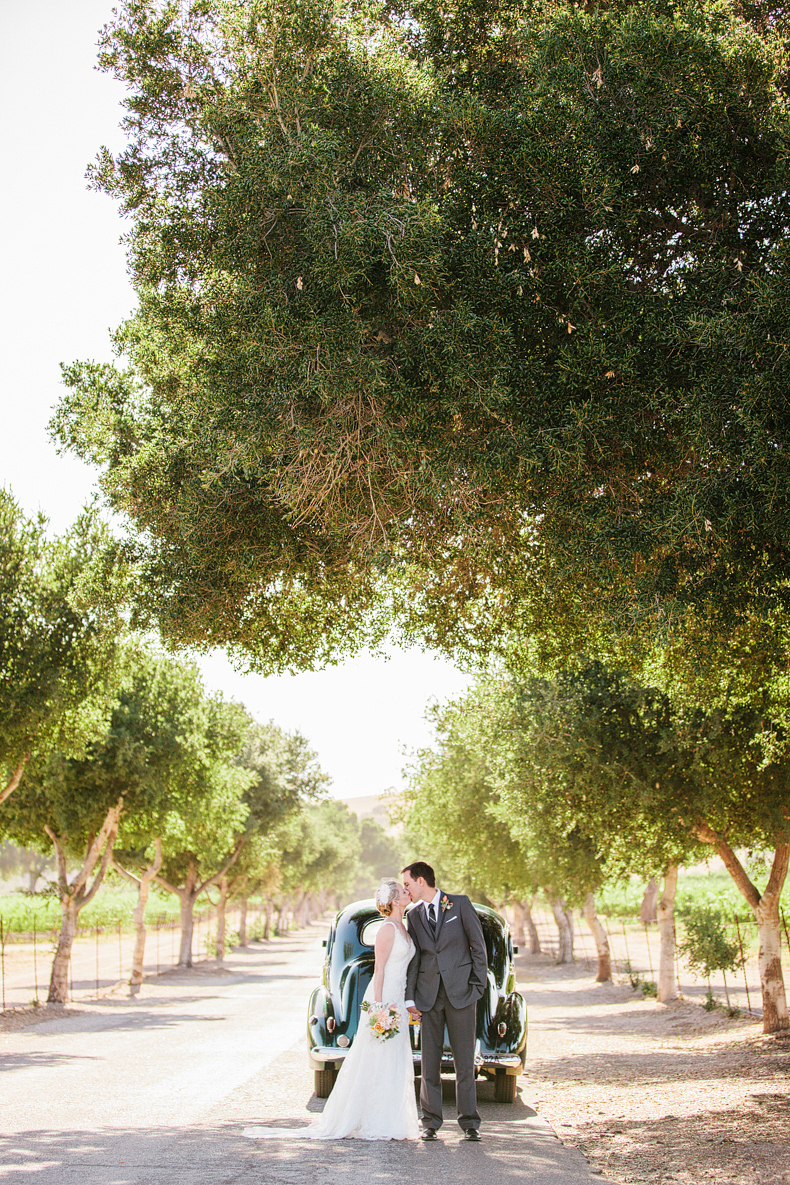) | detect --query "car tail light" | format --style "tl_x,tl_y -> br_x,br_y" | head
326,1017 -> 336,1033
497,1022 -> 507,1038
